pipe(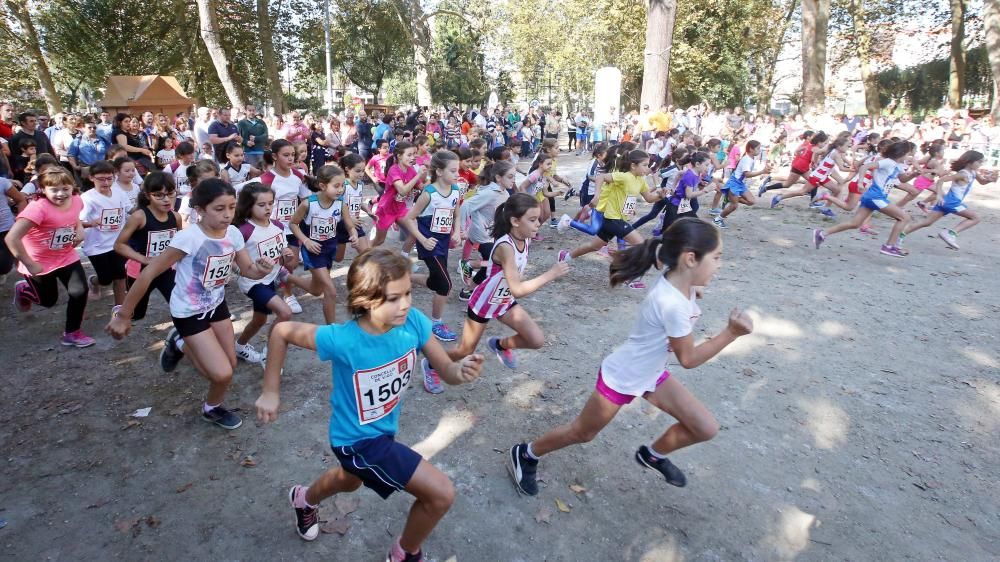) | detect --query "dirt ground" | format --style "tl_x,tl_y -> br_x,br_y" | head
1,154 -> 998,562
